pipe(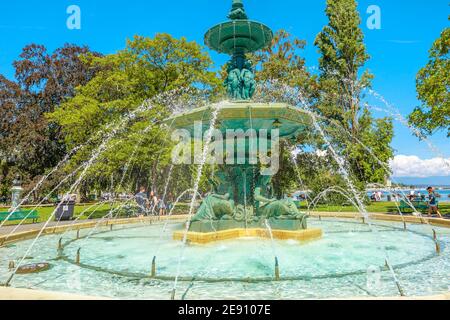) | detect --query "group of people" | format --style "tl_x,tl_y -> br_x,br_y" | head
407,190 -> 426,201
135,187 -> 172,216
370,191 -> 384,202
370,187 -> 443,218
